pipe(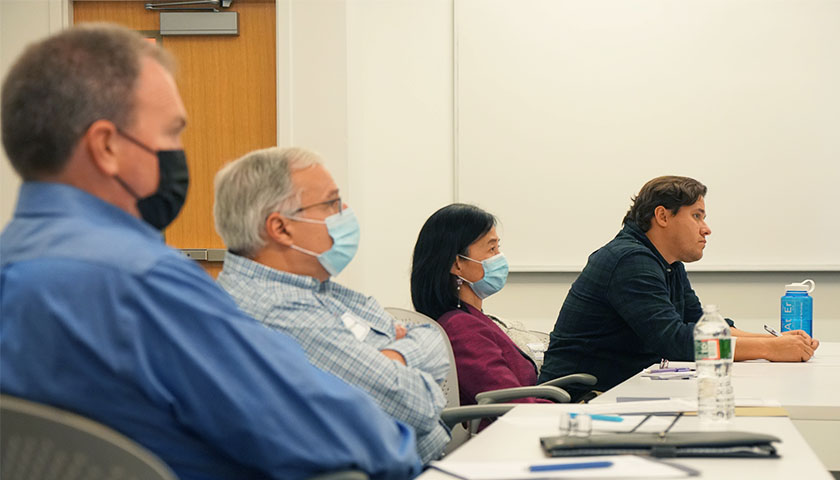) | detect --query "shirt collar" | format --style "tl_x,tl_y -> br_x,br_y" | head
622,221 -> 680,270
13,181 -> 163,241
222,250 -> 327,291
